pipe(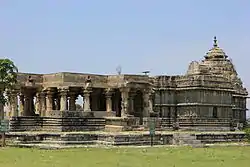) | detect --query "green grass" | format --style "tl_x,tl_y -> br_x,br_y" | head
0,146 -> 250,167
